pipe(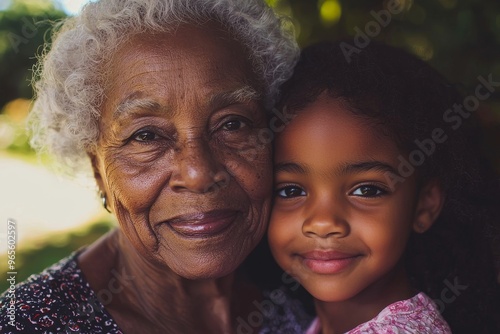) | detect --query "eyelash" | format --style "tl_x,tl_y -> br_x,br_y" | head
127,117 -> 251,147
219,116 -> 252,132
275,185 -> 306,199
350,184 -> 388,198
275,183 -> 389,199
128,127 -> 165,144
